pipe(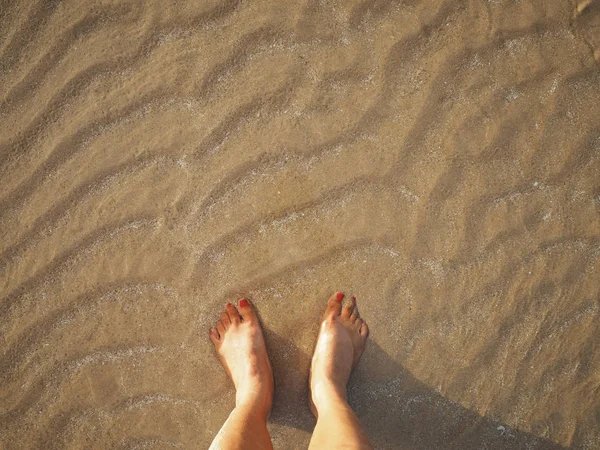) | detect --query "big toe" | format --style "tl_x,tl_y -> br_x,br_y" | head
323,291 -> 344,319
238,298 -> 257,322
